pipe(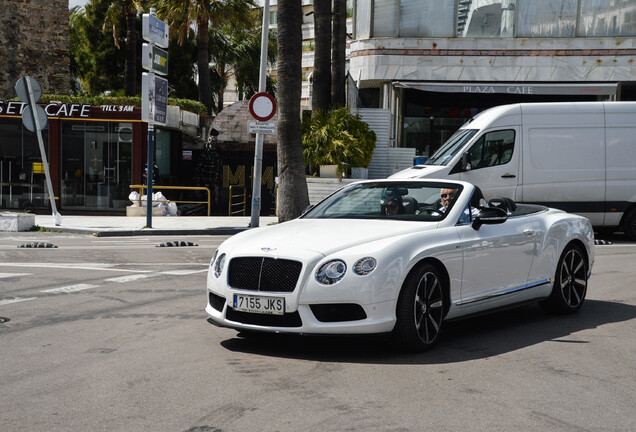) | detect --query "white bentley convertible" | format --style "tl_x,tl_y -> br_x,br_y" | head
206,180 -> 594,352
